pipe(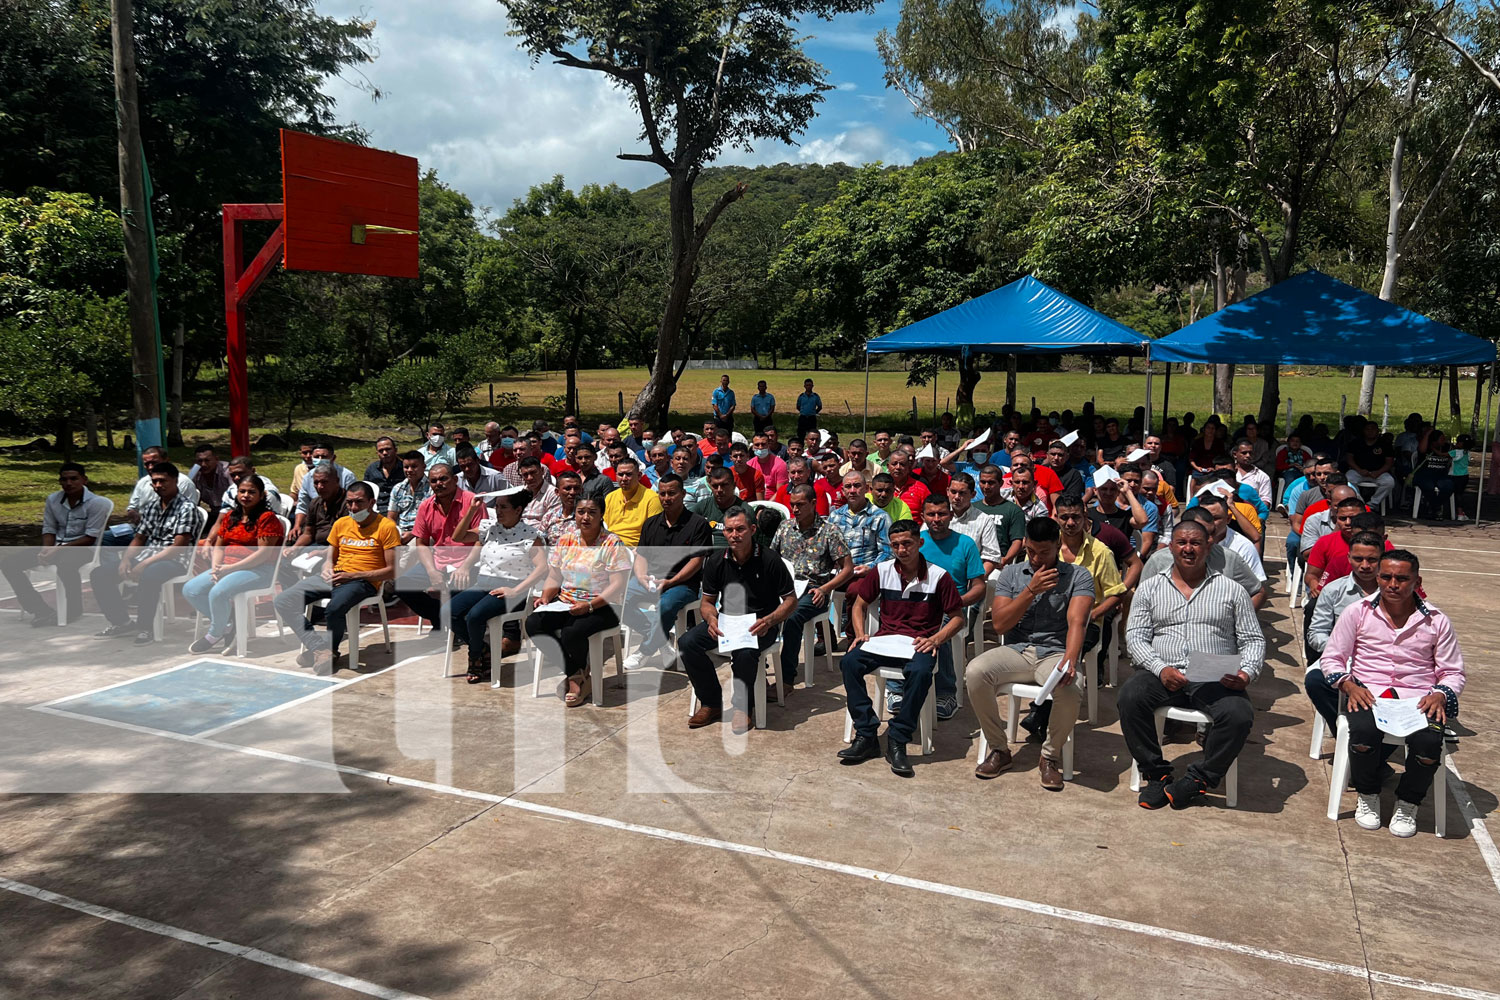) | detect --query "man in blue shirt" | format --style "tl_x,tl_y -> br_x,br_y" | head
795,378 -> 822,440
711,374 -> 737,431
916,494 -> 987,720
750,379 -> 776,433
